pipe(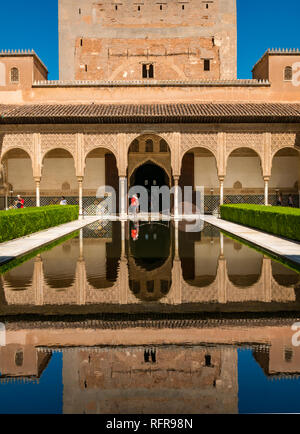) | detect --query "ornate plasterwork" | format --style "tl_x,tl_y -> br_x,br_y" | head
1,133 -> 34,160
41,134 -> 76,159
225,132 -> 263,159
180,133 -> 218,159
271,133 -> 300,158
84,134 -> 118,159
